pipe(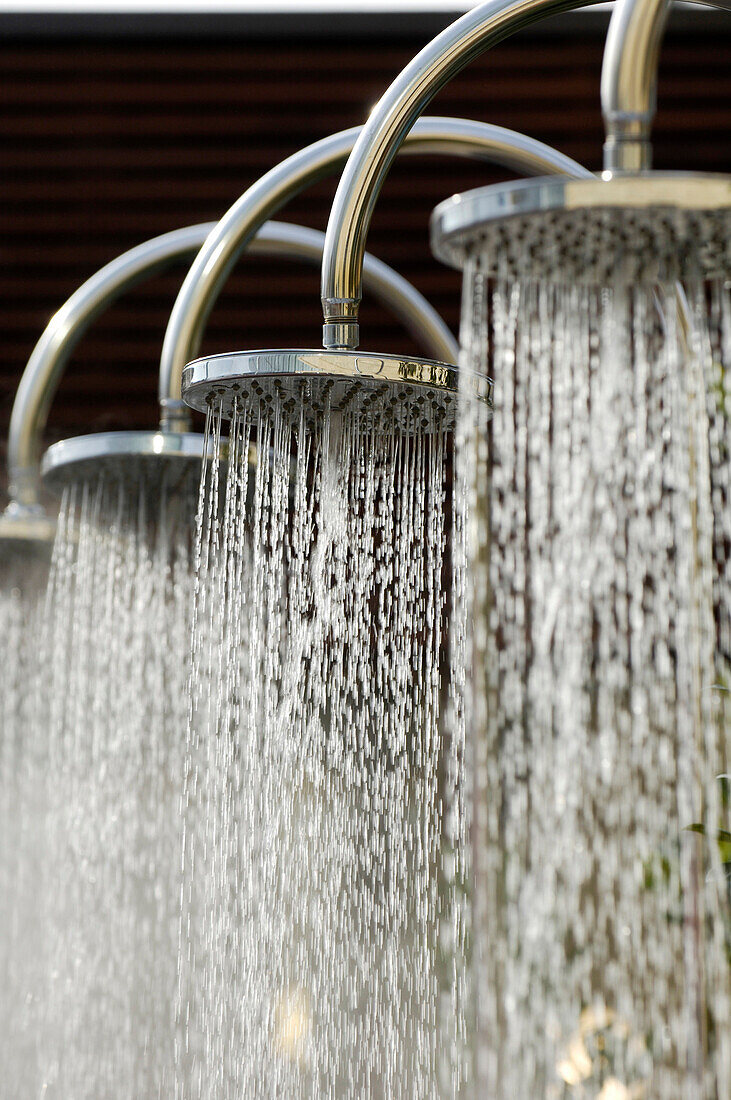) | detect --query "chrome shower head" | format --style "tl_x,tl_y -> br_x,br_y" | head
4,220 -> 445,532
164,118 -> 591,430
317,0 -> 729,350
40,429 -> 220,504
181,349 -> 492,434
431,173 -> 731,285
